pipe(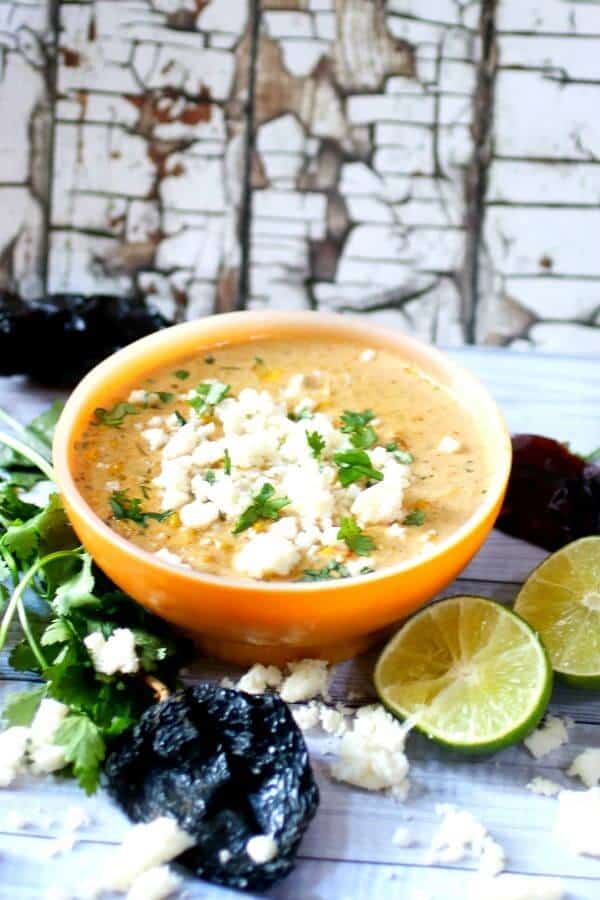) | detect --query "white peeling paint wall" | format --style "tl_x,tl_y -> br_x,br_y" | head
0,0 -> 598,352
